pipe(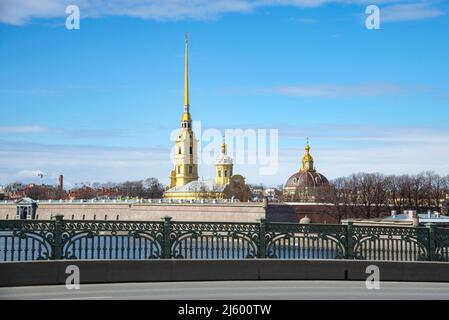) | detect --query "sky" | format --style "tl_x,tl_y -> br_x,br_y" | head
0,0 -> 448,188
